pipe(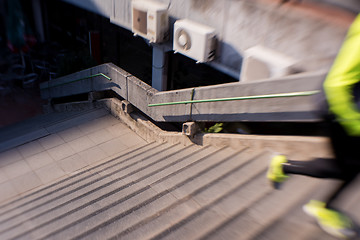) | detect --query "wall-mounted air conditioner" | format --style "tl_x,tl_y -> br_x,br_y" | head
132,0 -> 169,43
173,19 -> 217,63
240,45 -> 298,82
